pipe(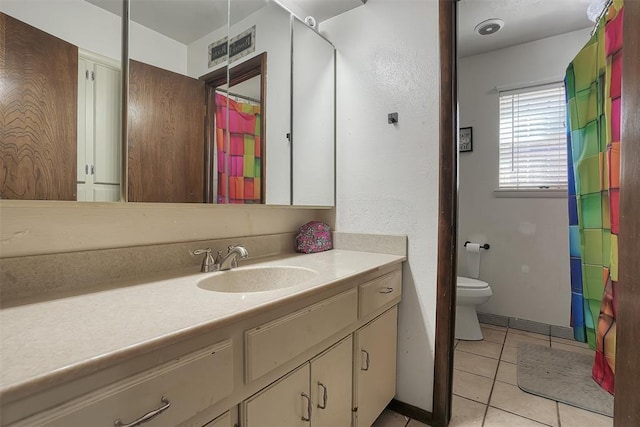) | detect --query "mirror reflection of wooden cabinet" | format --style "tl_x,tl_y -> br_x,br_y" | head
1,13 -> 77,201
127,60 -> 206,203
